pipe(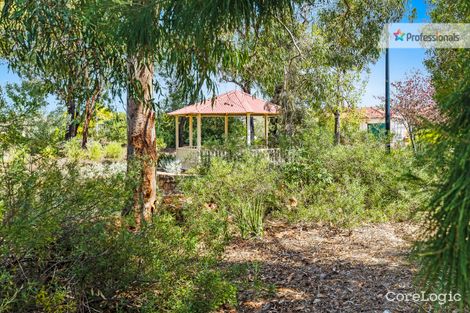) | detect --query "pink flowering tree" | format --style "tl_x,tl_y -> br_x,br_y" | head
390,70 -> 440,151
